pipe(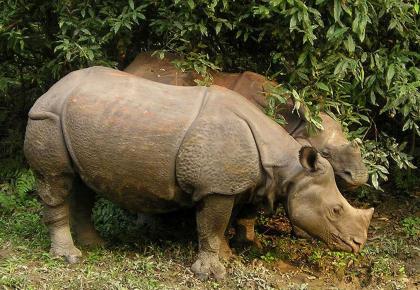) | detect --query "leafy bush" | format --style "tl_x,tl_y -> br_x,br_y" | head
92,198 -> 144,241
393,167 -> 419,195
401,217 -> 420,238
1,0 -> 418,191
0,158 -> 36,213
